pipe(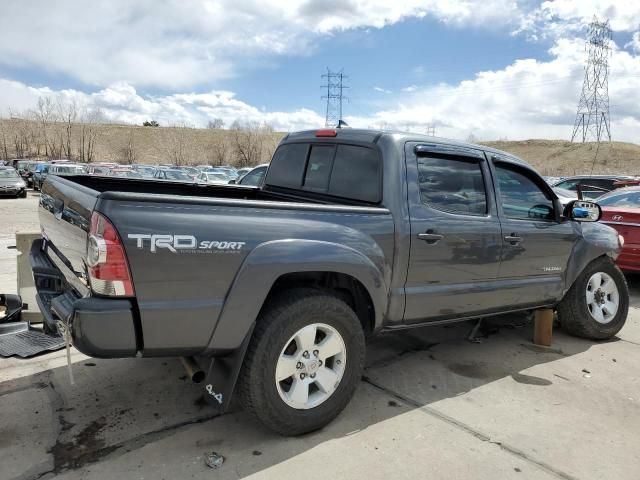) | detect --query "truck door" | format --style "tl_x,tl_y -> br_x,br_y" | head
404,143 -> 503,323
490,155 -> 577,306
